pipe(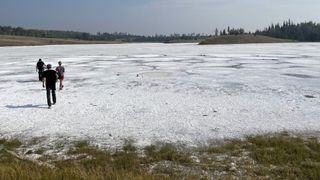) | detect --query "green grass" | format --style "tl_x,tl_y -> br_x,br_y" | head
145,144 -> 192,164
0,133 -> 319,179
247,134 -> 320,179
0,138 -> 22,150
